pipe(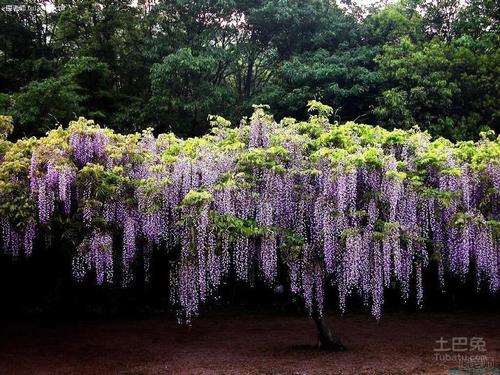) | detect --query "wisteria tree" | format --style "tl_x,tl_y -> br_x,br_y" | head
0,104 -> 498,349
